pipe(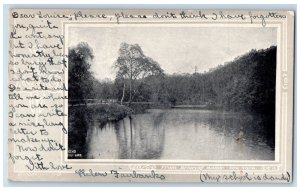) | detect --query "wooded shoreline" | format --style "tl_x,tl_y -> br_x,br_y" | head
68,43 -> 277,152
